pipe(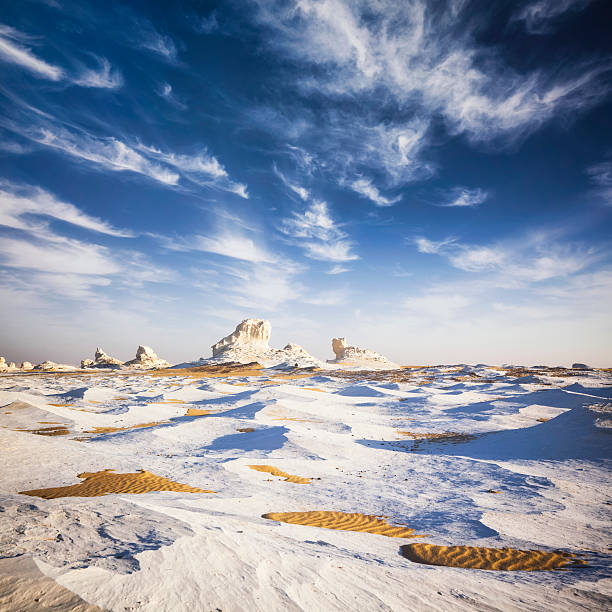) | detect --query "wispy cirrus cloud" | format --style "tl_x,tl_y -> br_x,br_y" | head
281,200 -> 358,262
0,23 -> 63,80
273,163 -> 309,201
0,182 -> 133,239
252,0 -> 611,189
437,187 -> 488,208
349,177 -> 401,207
3,116 -> 247,196
514,0 -> 593,34
73,56 -> 123,89
415,230 -> 600,283
587,159 -> 612,205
